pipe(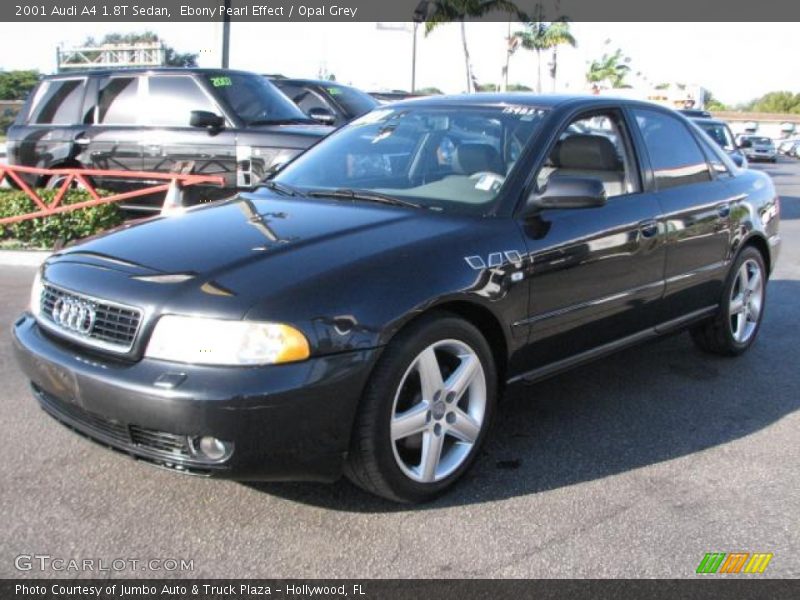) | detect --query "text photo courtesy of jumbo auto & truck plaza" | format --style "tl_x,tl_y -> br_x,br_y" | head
1,0 -> 800,599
